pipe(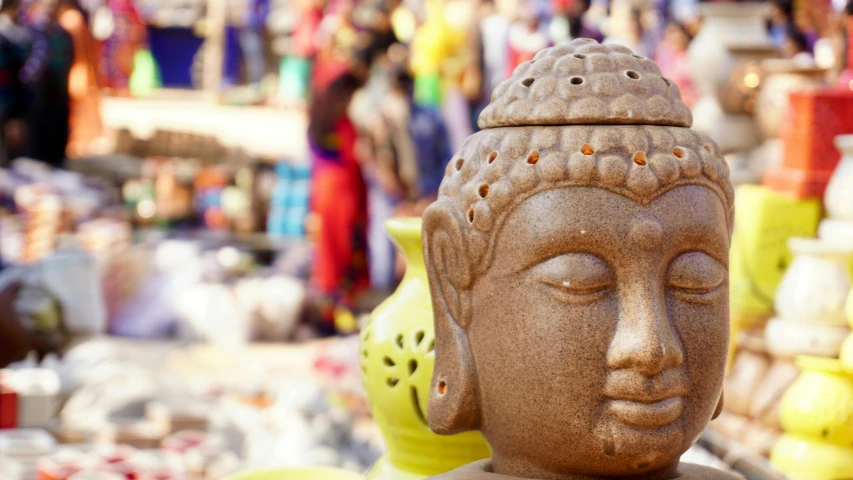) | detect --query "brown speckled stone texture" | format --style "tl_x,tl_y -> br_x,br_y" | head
422,39 -> 735,480
479,39 -> 693,129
